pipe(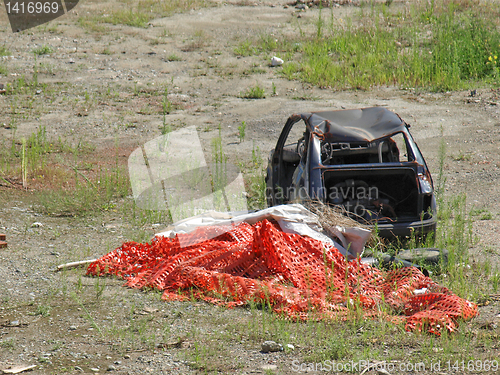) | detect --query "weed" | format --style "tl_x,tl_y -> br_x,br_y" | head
315,1 -> 324,39
470,208 -> 493,220
78,0 -> 209,31
0,338 -> 15,349
161,87 -> 173,135
78,15 -> 109,34
292,93 -> 320,101
433,179 -> 482,303
70,292 -> 104,337
435,130 -> 447,202
103,10 -> 150,28
167,53 -> 182,62
0,45 -> 10,56
241,84 -> 266,99
234,40 -> 255,56
211,125 -> 230,212
21,138 -> 27,188
34,304 -> 51,317
243,144 -> 267,210
94,277 -> 106,300
38,62 -> 54,75
238,121 -> 246,143
272,82 -> 277,96
490,273 -> 500,293
452,151 -> 472,161
32,45 -> 53,56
